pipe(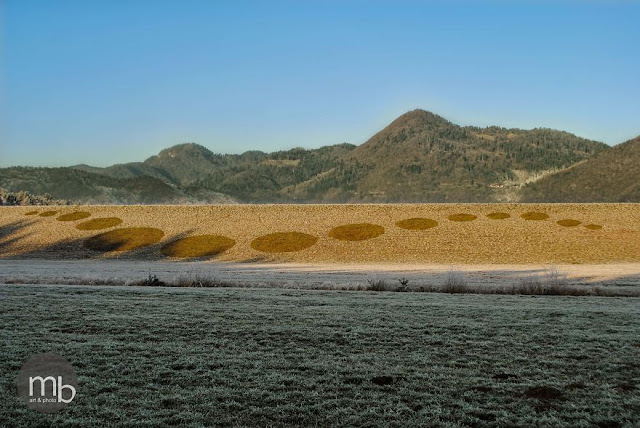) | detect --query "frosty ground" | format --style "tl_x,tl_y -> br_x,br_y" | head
1,284 -> 639,427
